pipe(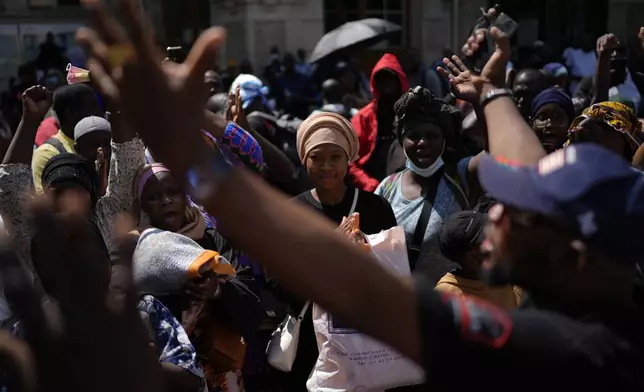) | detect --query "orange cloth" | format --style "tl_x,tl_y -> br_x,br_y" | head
435,272 -> 521,311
